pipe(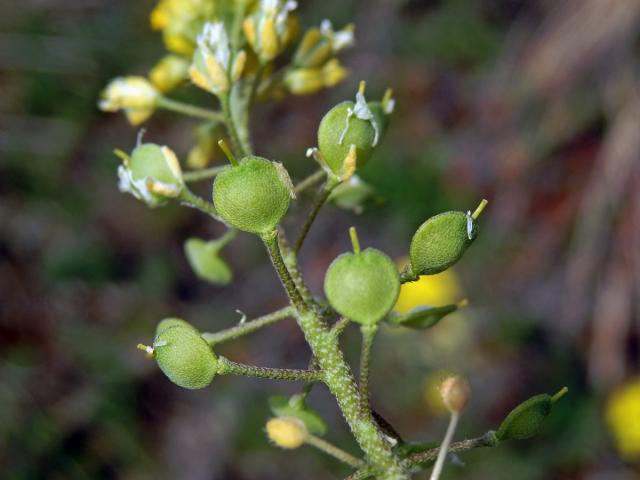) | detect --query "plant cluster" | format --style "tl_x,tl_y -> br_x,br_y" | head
100,1 -> 567,478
